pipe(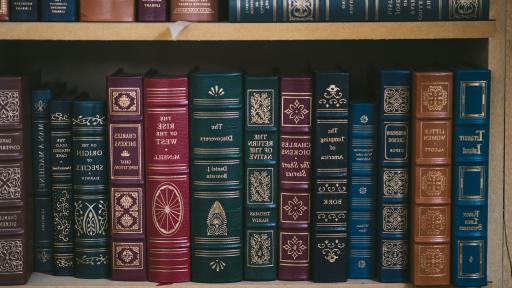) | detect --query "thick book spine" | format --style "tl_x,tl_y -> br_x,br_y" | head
278,76 -> 312,281
33,90 -> 54,273
138,0 -> 167,21
10,0 -> 38,21
451,68 -> 490,287
311,71 -> 349,282
348,103 -> 377,279
443,0 -> 489,20
0,0 -> 9,20
41,0 -> 77,21
411,71 -> 453,286
228,0 -> 278,22
243,75 -> 279,280
144,76 -> 190,283
171,0 -> 218,21
0,76 -> 32,285
108,75 -> 146,281
72,101 -> 110,279
190,72 -> 243,283
80,0 -> 135,21
377,70 -> 411,283
376,0 -> 442,21
50,99 -> 75,276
